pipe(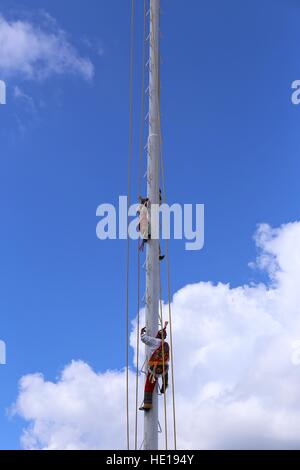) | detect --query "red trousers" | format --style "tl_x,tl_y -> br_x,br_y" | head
144,372 -> 157,410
